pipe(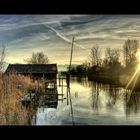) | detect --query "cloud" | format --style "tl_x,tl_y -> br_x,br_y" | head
0,15 -> 75,32
2,15 -> 140,65
35,16 -> 87,49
